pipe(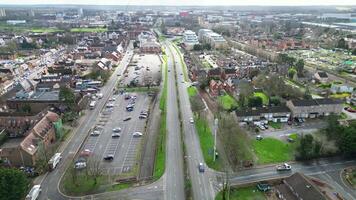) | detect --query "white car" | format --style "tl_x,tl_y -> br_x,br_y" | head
133,132 -> 143,137
112,127 -> 121,133
190,117 -> 194,123
90,131 -> 100,136
74,162 -> 87,169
